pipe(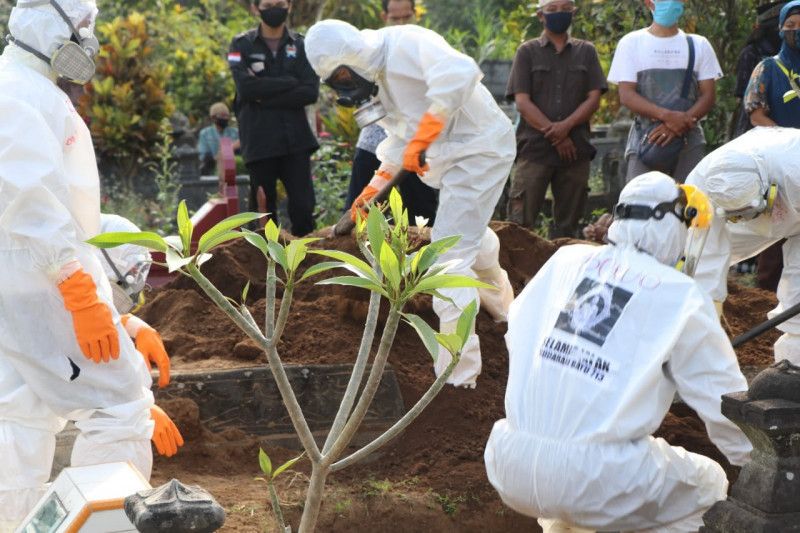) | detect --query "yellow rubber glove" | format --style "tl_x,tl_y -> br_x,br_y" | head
402,112 -> 445,176
58,269 -> 120,363
350,169 -> 392,222
122,315 -> 171,389
151,406 -> 184,457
